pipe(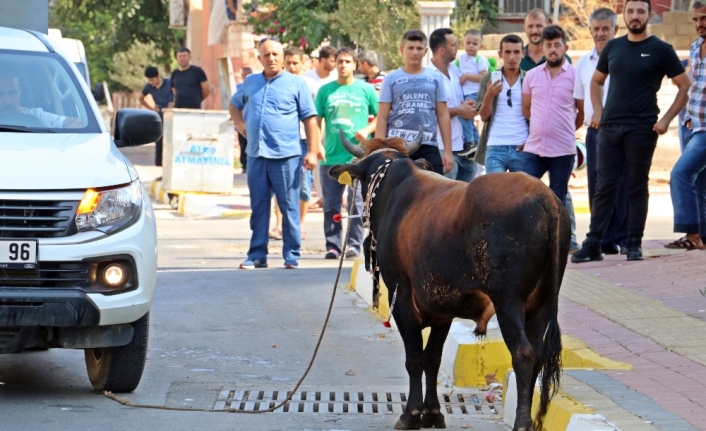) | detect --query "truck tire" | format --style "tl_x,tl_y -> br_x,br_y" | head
84,312 -> 149,393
